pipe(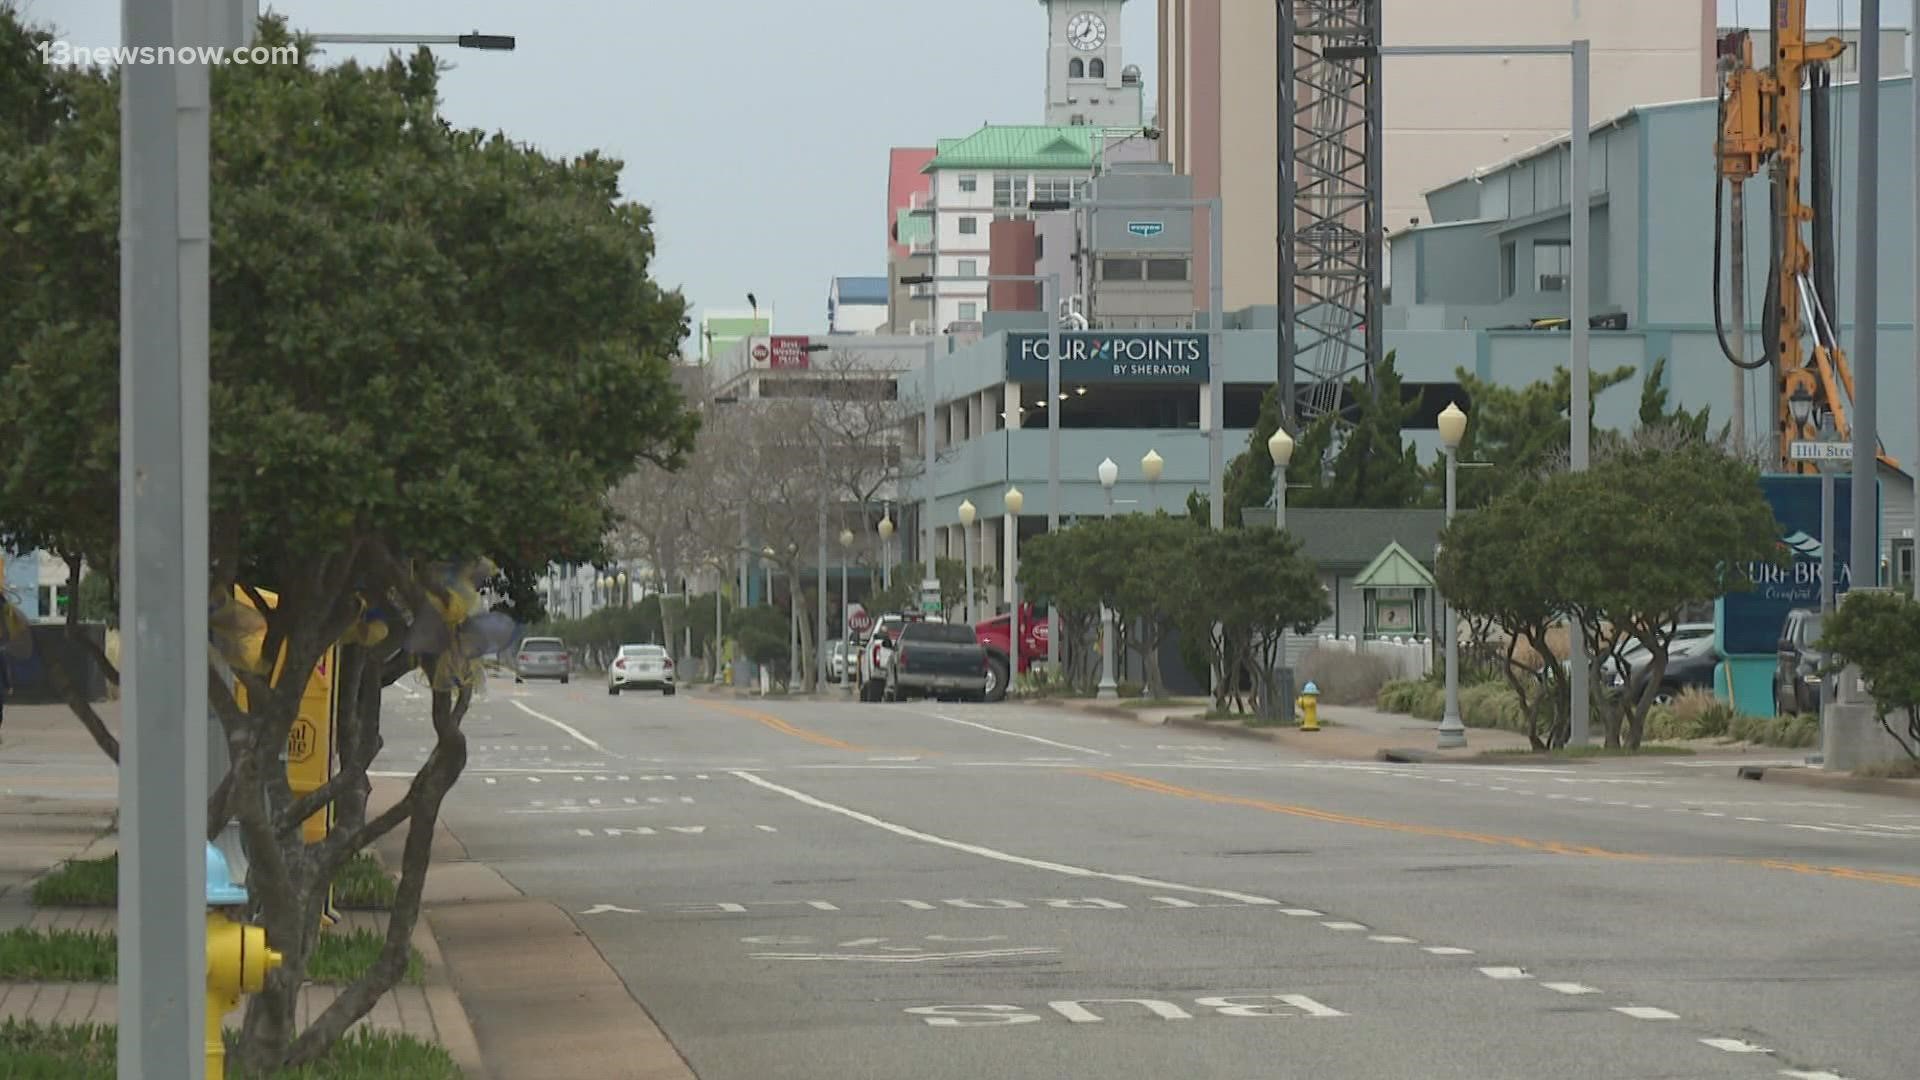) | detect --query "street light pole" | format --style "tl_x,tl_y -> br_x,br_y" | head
958,500 -> 977,627
922,336 -> 937,608
1436,402 -> 1469,749
1096,458 -> 1120,699
1004,486 -> 1025,695
1851,0 -> 1882,594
